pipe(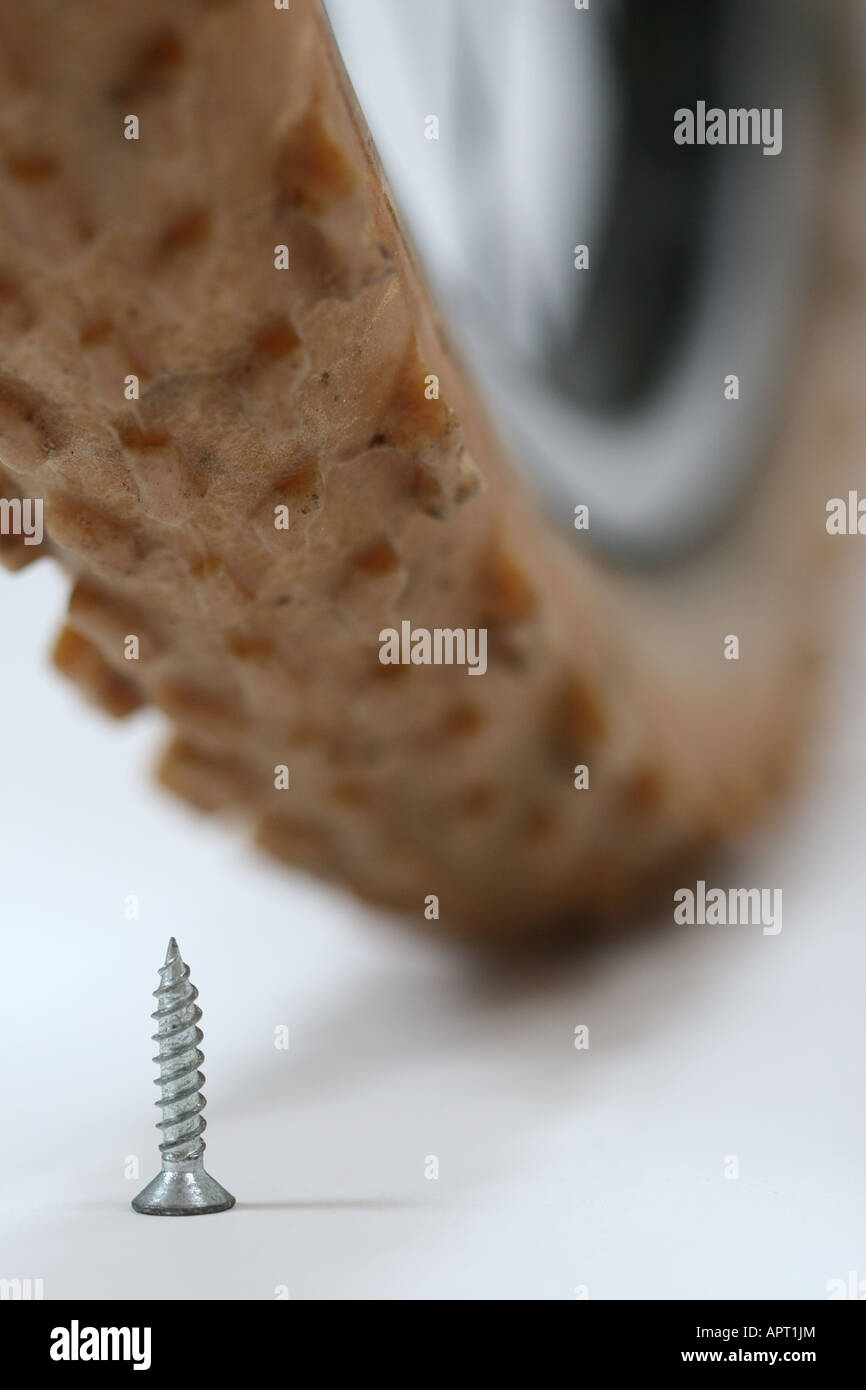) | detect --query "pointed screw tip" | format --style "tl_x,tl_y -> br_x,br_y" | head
164,936 -> 180,964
